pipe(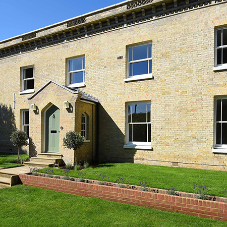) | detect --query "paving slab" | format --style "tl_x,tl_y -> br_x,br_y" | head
0,166 -> 32,175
